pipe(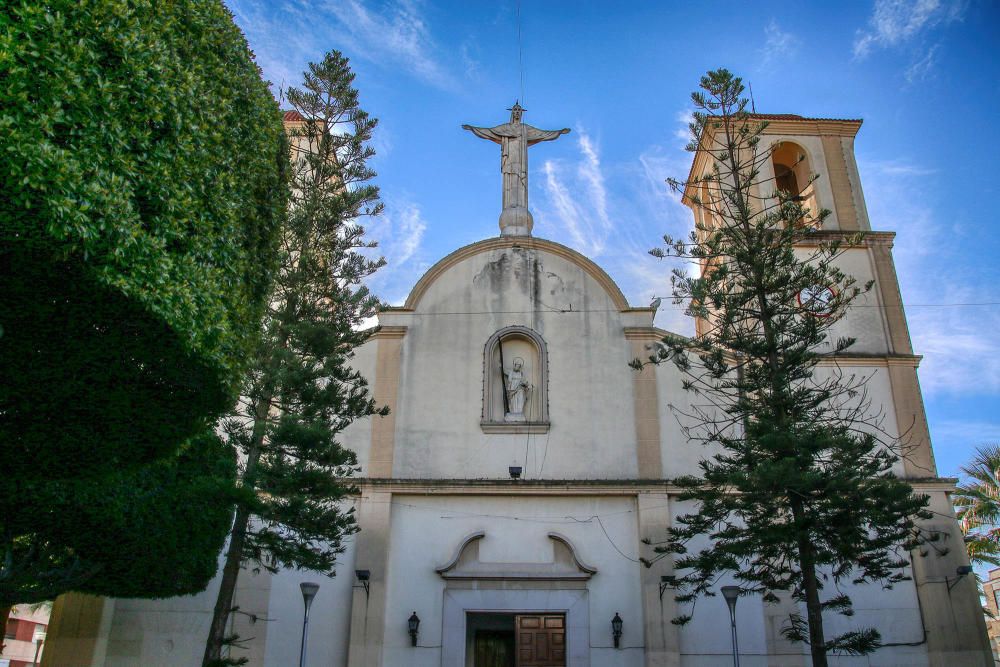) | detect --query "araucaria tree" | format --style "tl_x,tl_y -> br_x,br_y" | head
202,51 -> 387,667
638,70 -> 931,665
